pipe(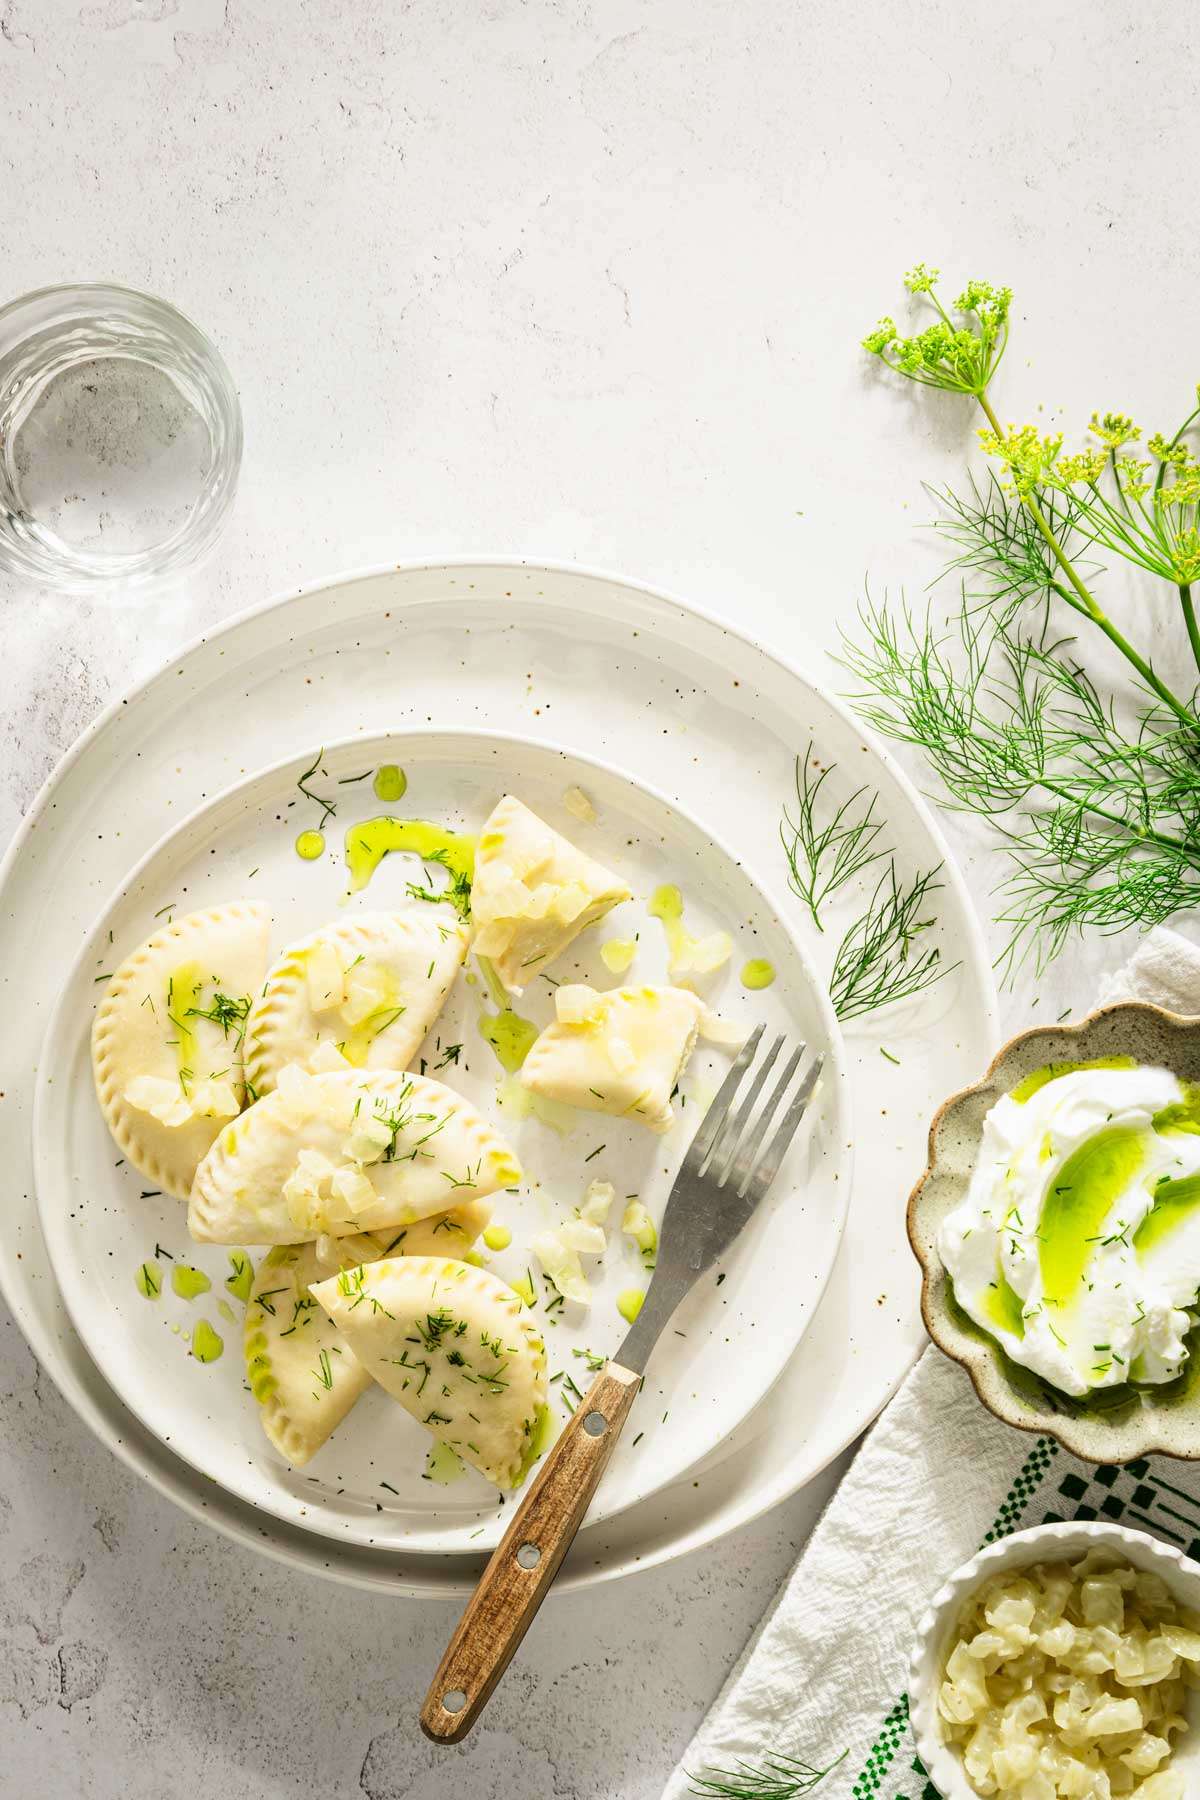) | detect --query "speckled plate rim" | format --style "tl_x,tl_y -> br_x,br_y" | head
908,1001 -> 1200,1463
0,555 -> 998,1595
32,722 -> 851,1550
